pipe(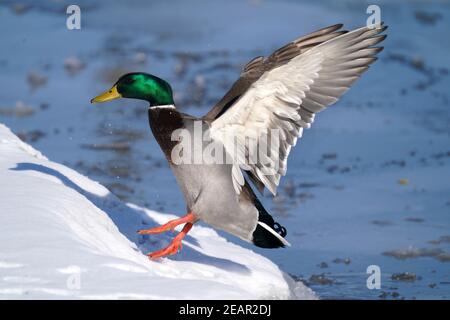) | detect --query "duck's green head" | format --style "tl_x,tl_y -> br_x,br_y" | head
91,73 -> 174,106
